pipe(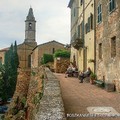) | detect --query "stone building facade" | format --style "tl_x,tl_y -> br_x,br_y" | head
0,48 -> 9,64
31,40 -> 65,68
95,0 -> 120,85
68,0 -> 95,72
